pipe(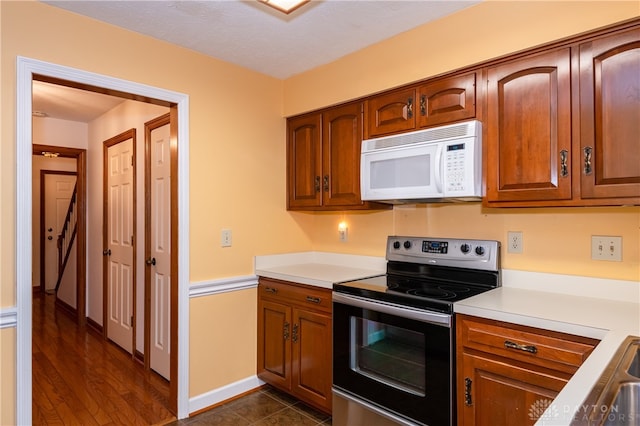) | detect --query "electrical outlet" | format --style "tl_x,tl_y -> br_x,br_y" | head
507,231 -> 523,254
221,229 -> 232,247
591,235 -> 622,261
